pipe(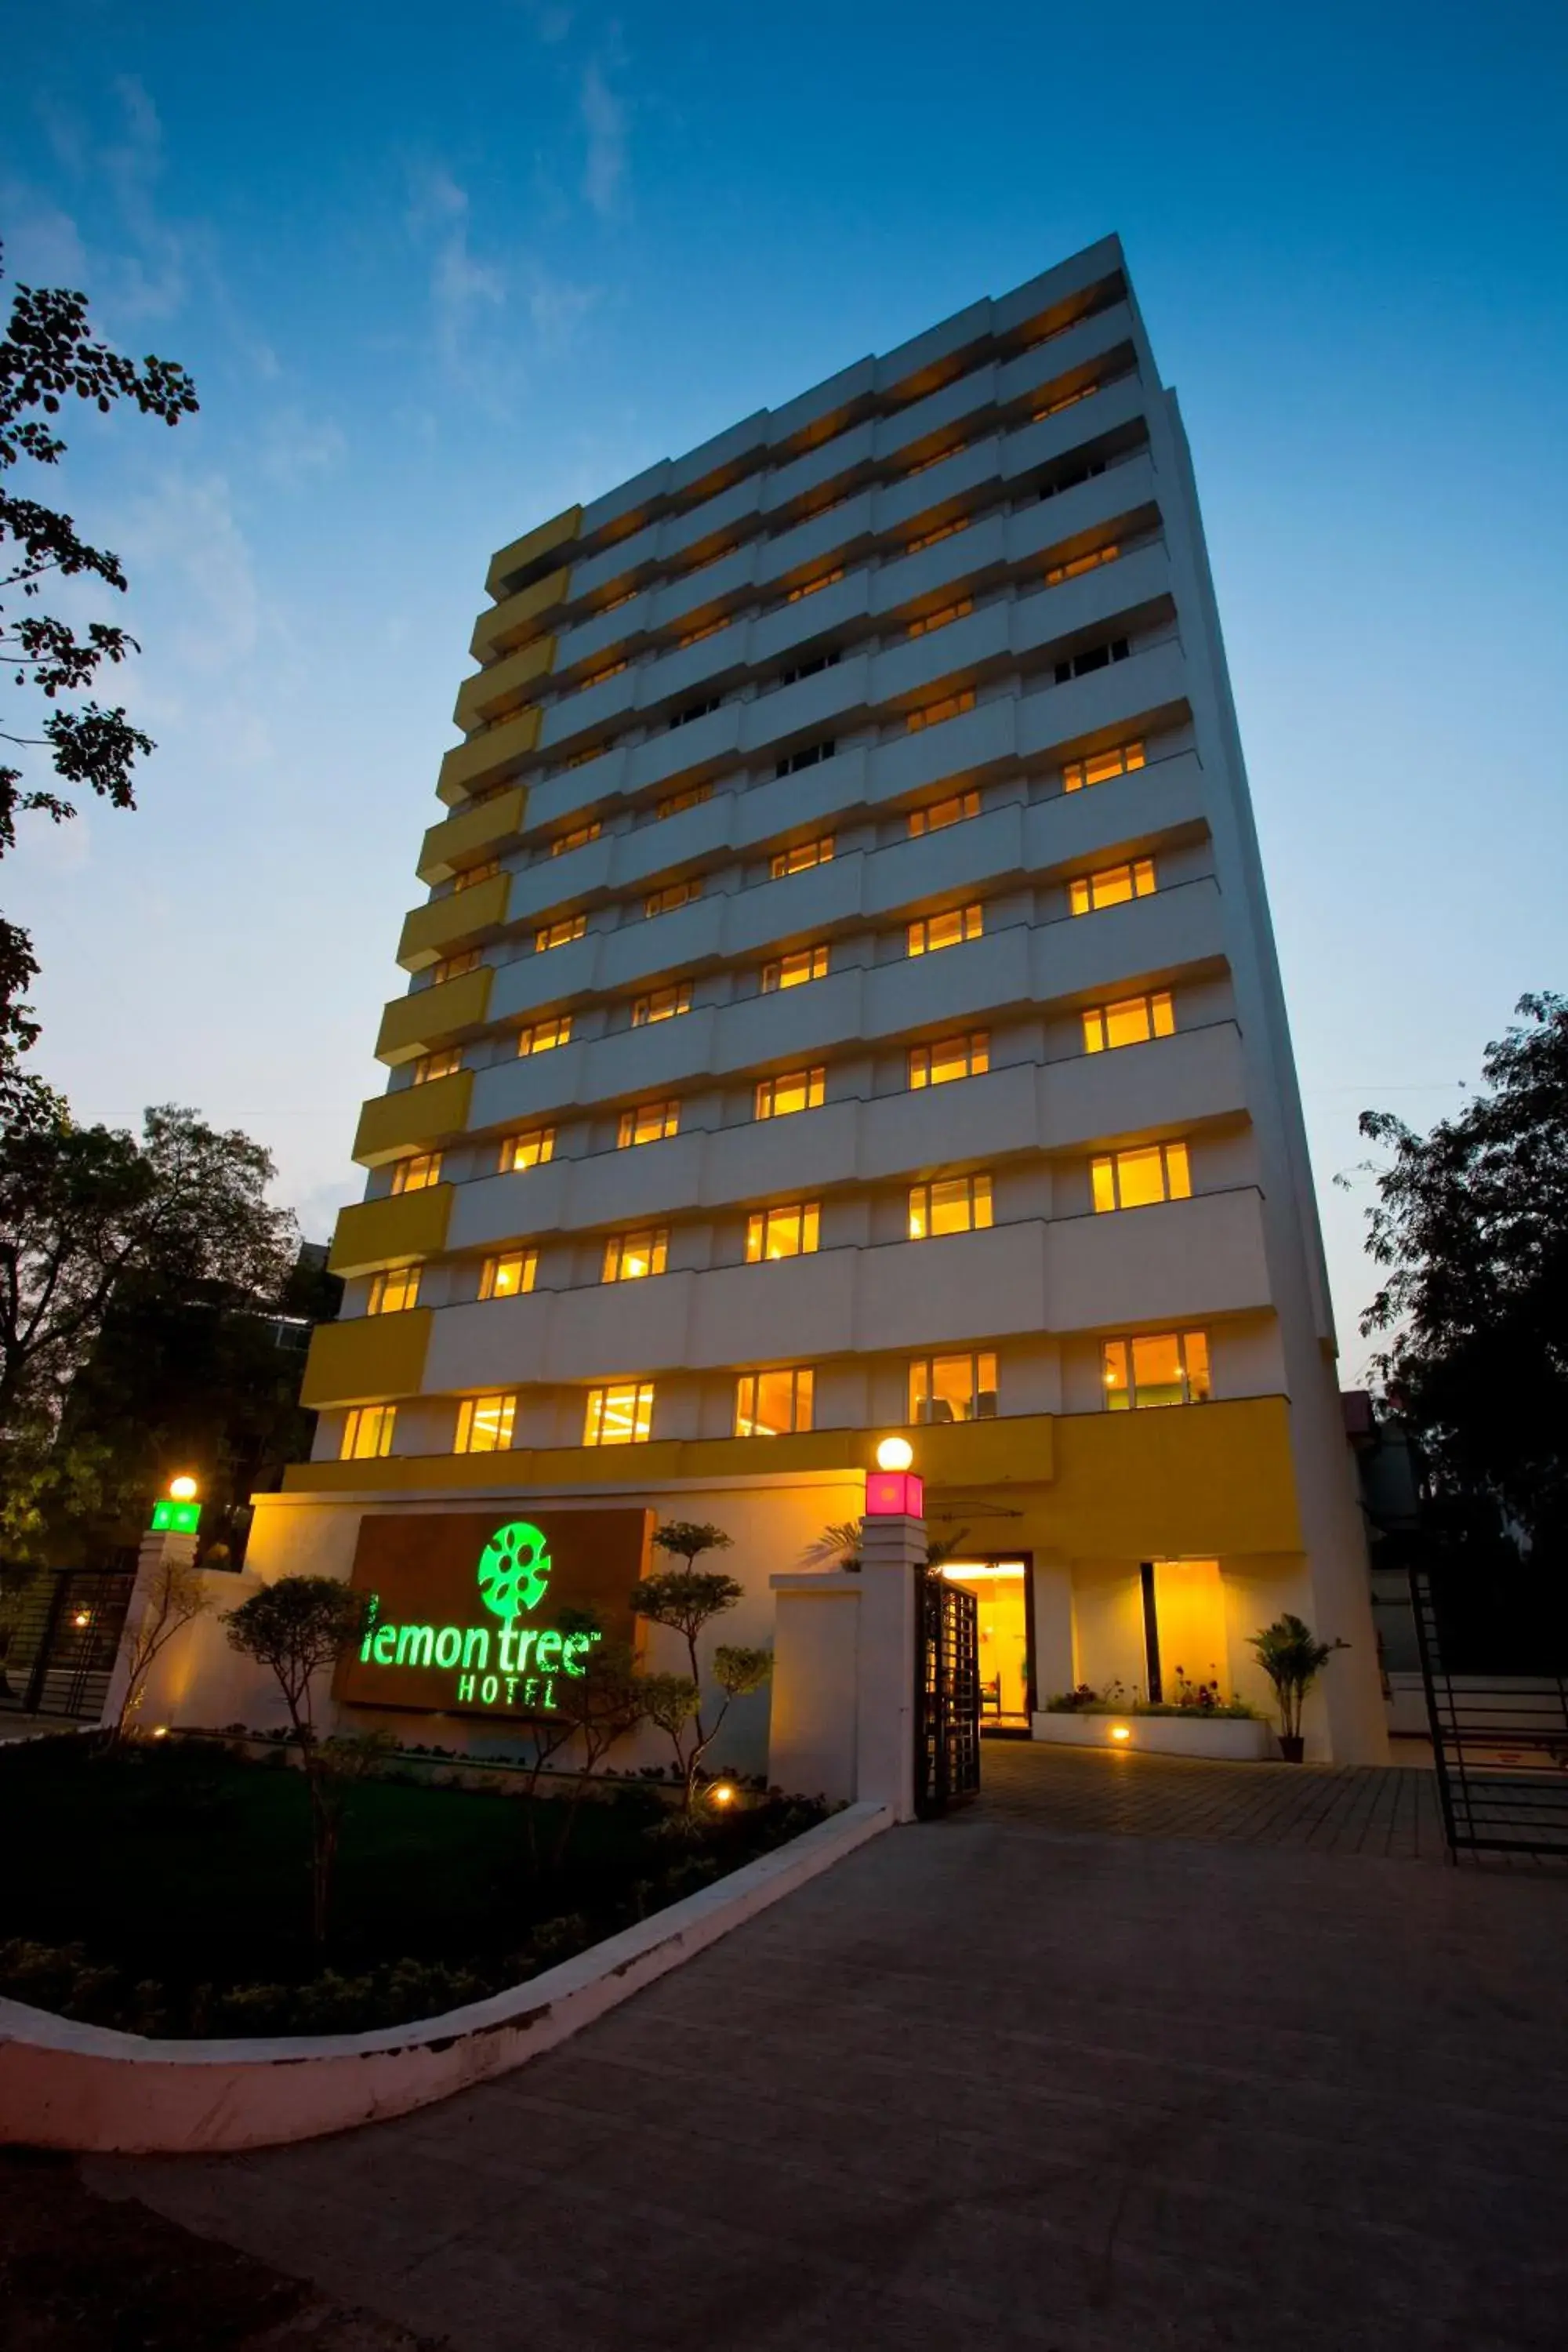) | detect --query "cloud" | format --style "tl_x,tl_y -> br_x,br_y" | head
114,469 -> 263,681
581,63 -> 626,218
528,265 -> 597,350
408,166 -> 506,379
259,407 -> 347,489
0,180 -> 89,285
